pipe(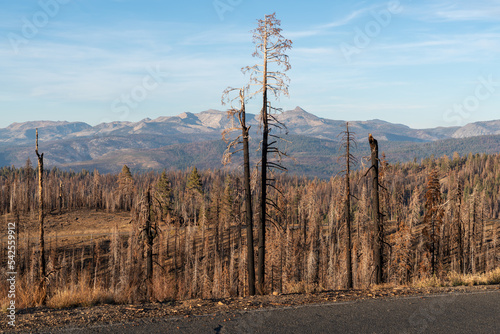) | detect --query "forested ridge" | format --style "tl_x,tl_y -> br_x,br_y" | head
3,132 -> 500,178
